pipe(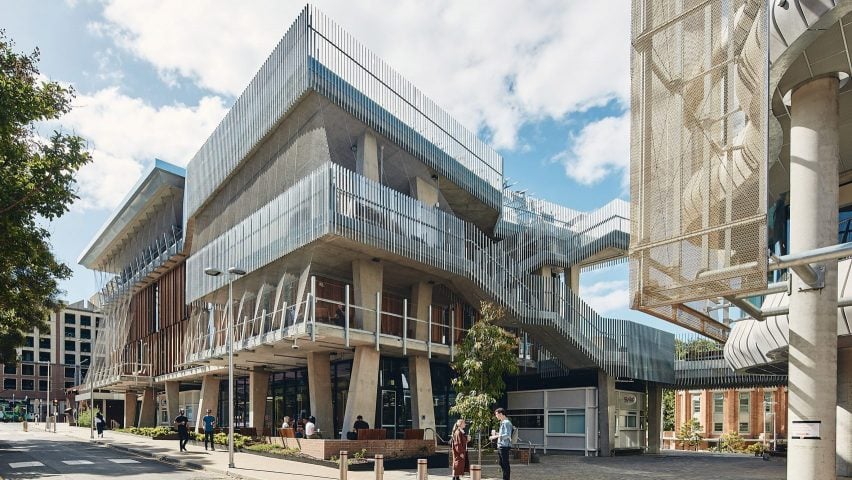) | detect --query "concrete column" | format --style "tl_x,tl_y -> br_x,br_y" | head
647,384 -> 662,454
249,369 -> 270,433
138,387 -> 157,427
342,346 -> 380,436
410,282 -> 432,341
196,375 -> 220,433
567,267 -> 580,293
413,176 -> 438,207
838,347 -> 852,476
353,259 -> 383,331
123,392 -> 138,429
165,381 -> 180,425
597,370 -> 616,456
356,131 -> 379,181
788,76 -> 839,480
408,356 -> 435,437
306,353 -> 333,435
